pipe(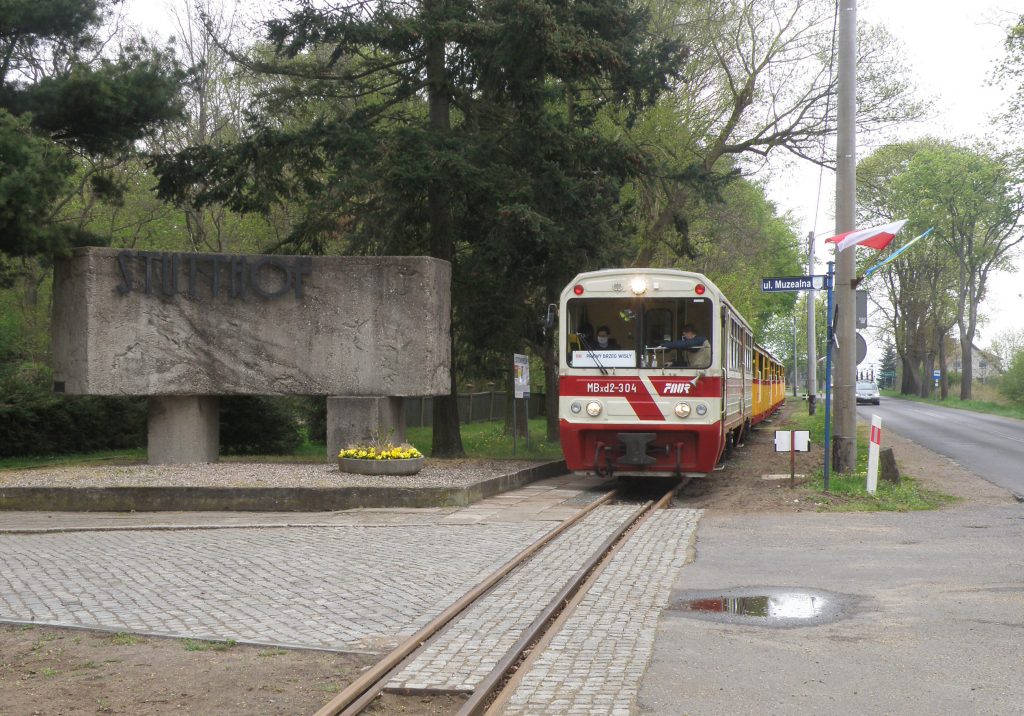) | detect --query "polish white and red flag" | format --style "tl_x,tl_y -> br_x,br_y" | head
824,219 -> 907,252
